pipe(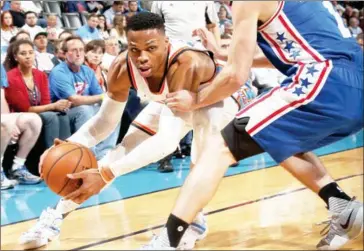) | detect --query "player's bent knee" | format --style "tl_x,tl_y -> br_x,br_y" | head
221,117 -> 264,162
